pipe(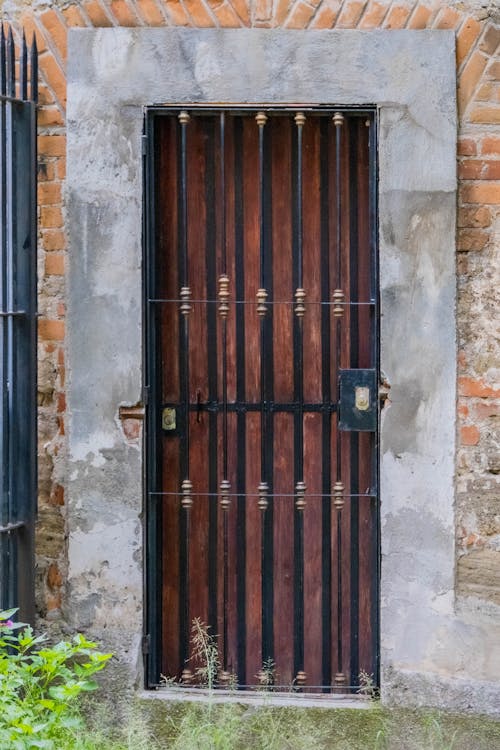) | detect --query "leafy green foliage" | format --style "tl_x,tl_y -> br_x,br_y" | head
0,609 -> 111,750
